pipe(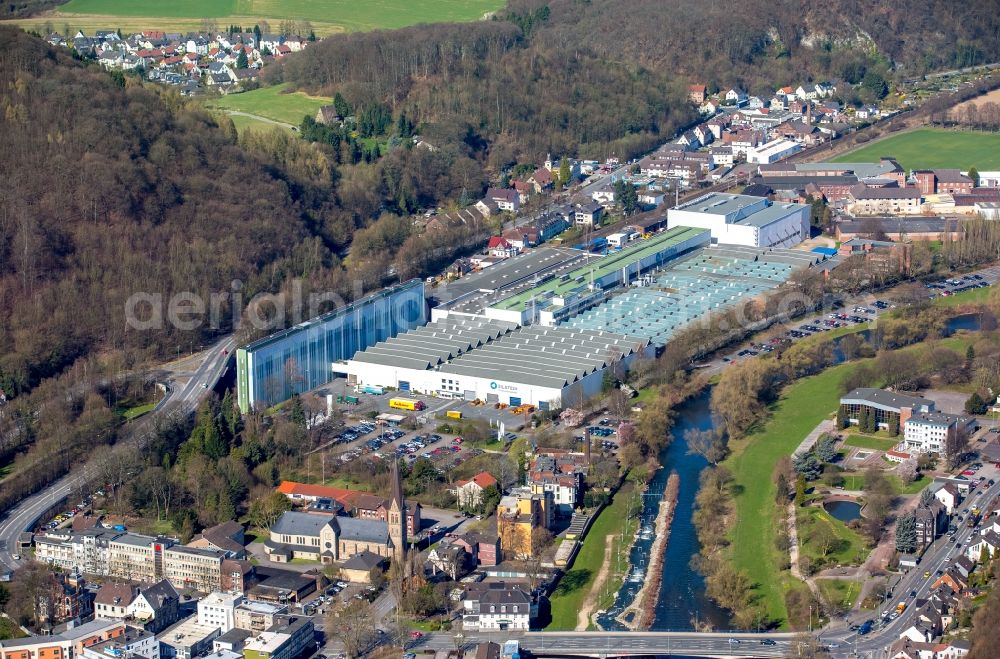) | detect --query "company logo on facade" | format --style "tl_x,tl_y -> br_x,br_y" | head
489,381 -> 518,393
